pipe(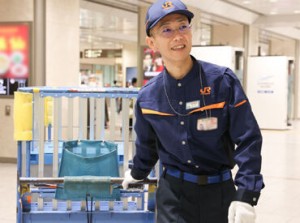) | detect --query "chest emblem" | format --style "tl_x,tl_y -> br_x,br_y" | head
200,87 -> 211,95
